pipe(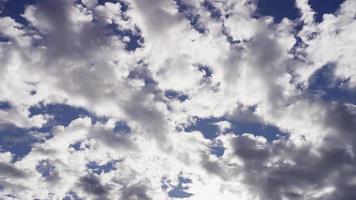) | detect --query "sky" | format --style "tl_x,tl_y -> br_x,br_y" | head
0,0 -> 355,199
